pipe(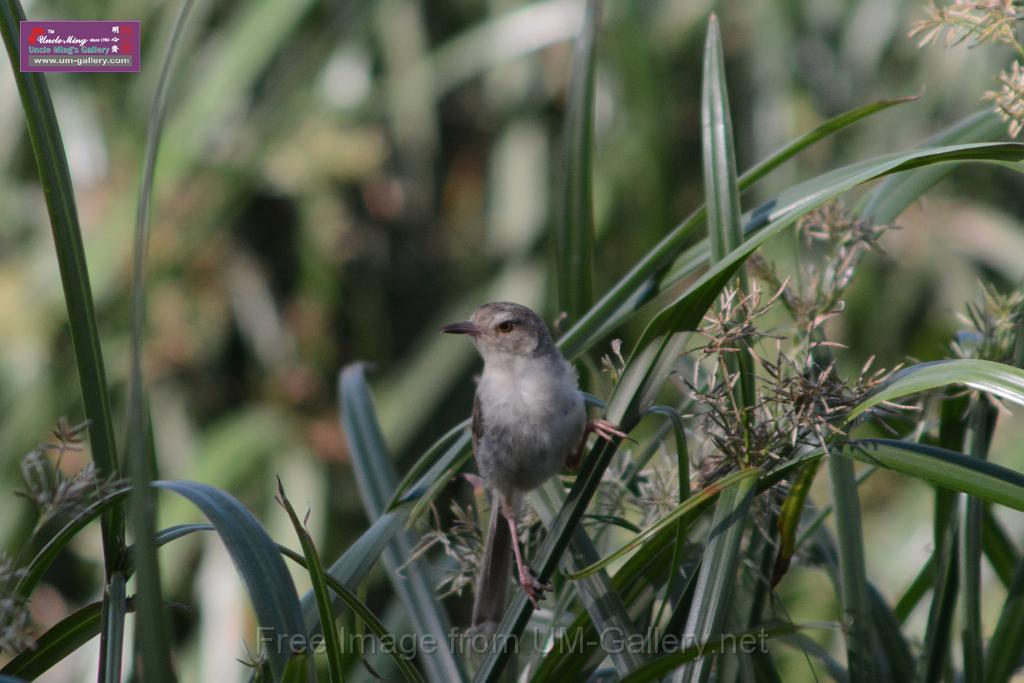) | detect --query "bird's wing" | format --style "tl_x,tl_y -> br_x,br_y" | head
471,391 -> 483,457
